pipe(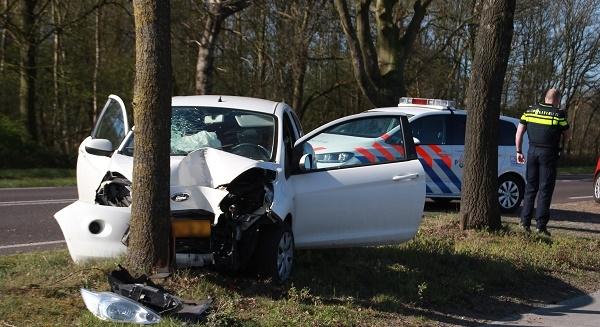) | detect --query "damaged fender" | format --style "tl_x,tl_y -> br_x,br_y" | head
56,147 -> 285,263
